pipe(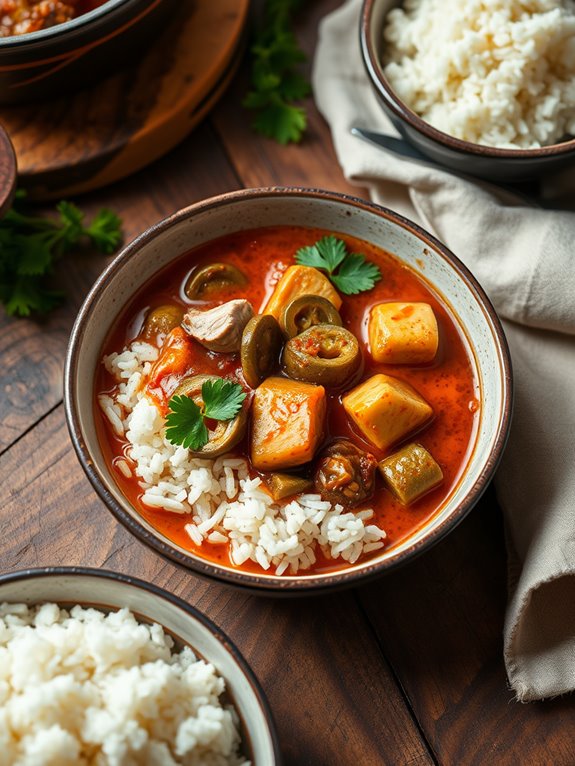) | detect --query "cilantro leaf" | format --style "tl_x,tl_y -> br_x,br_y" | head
0,193 -> 123,319
165,395 -> 209,451
85,209 -> 123,254
331,253 -> 382,295
0,277 -> 63,317
295,235 -> 347,273
294,236 -> 382,296
244,0 -> 310,144
202,379 -> 246,421
164,379 -> 245,451
252,99 -> 307,145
